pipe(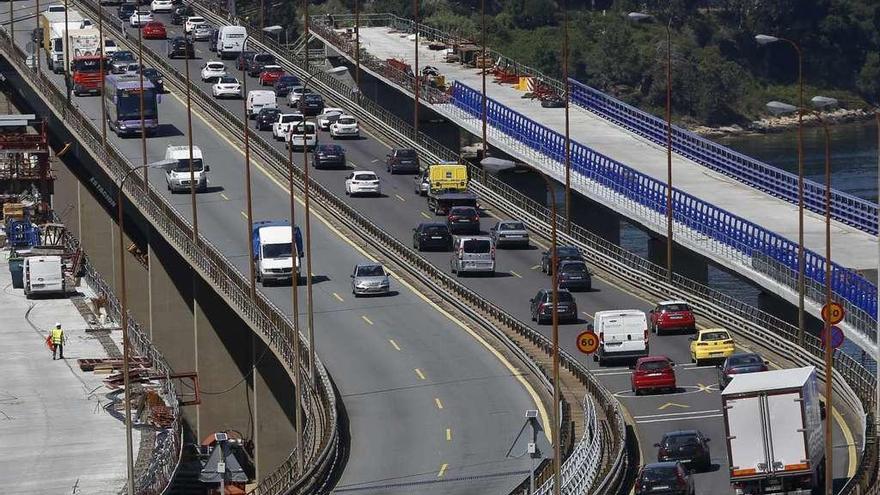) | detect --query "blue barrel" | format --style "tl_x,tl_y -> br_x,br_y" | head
8,258 -> 24,289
